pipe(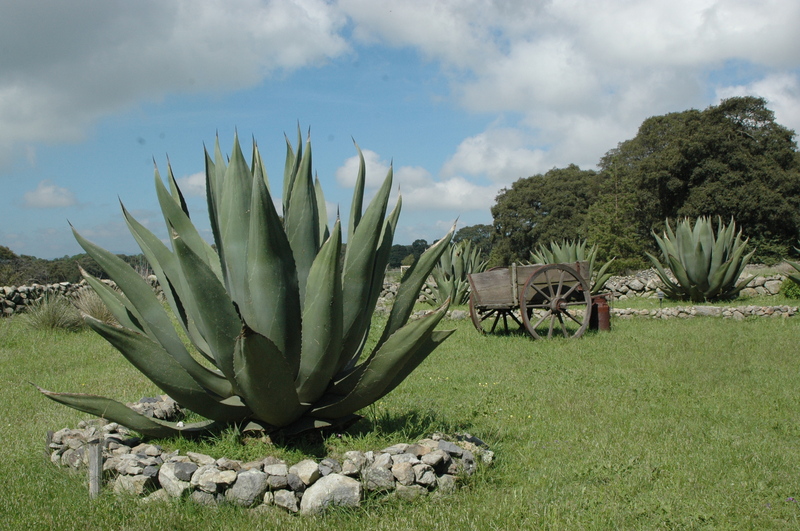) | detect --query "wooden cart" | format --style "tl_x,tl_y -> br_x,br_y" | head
467,261 -> 592,339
